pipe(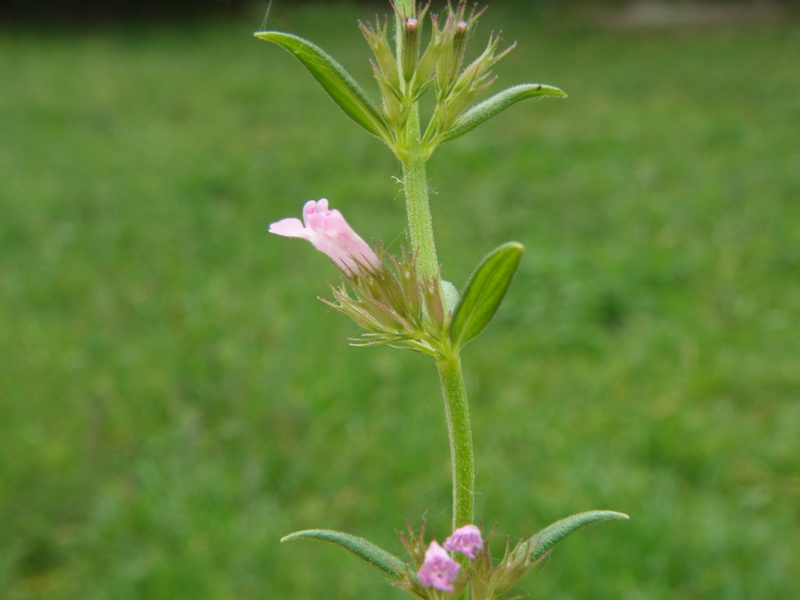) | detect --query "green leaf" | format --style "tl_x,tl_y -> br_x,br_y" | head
517,510 -> 630,562
440,83 -> 566,143
450,242 -> 524,348
255,31 -> 393,143
281,529 -> 407,578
